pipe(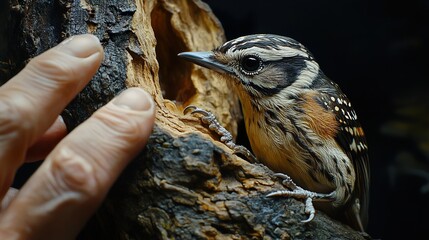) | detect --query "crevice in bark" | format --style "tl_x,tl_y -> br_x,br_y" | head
151,1 -> 196,105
